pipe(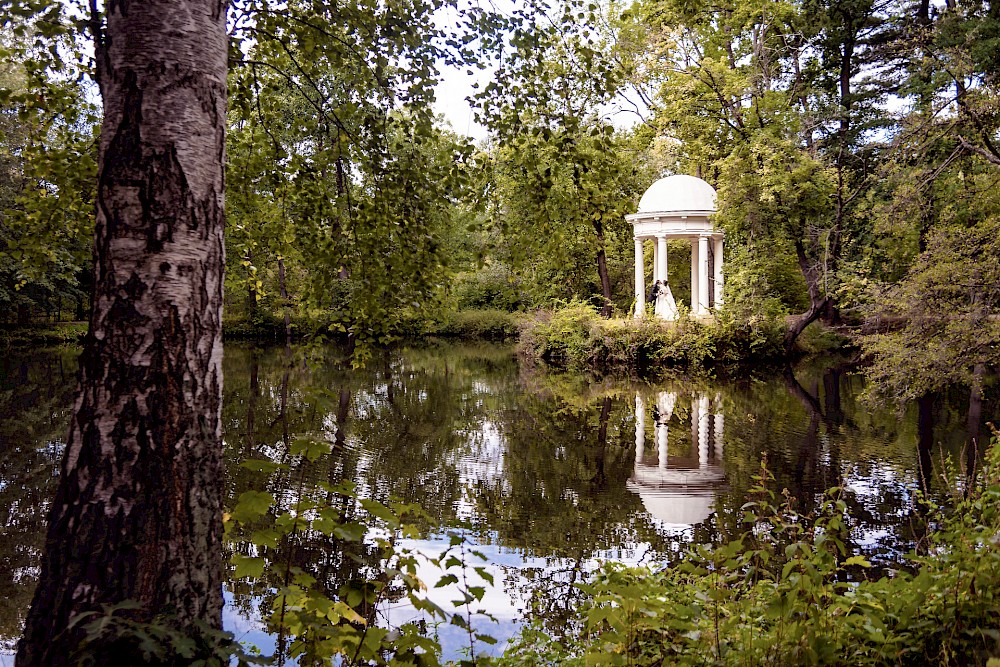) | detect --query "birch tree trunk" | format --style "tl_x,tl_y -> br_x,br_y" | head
17,2 -> 228,664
